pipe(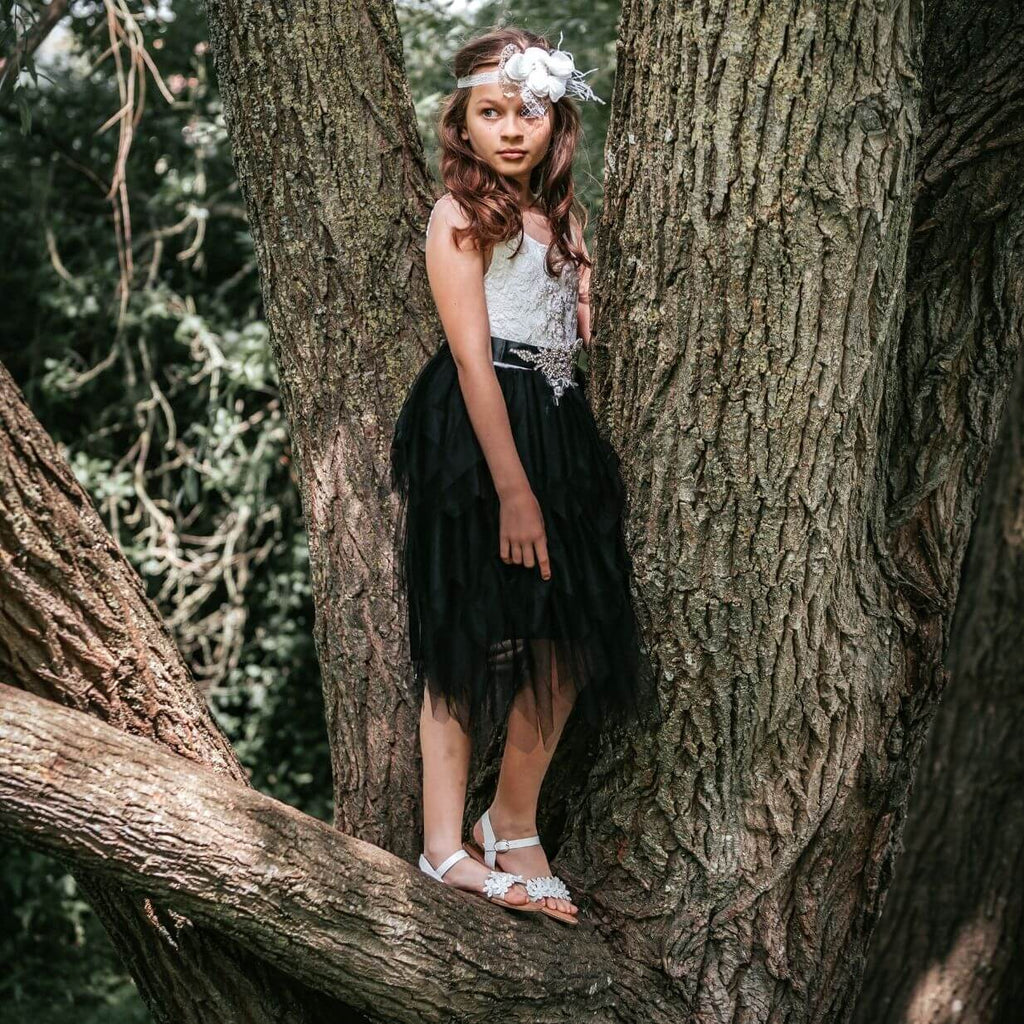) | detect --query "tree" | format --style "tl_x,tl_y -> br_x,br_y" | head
2,1 -> 1023,1023
0,365 -> 357,1021
852,5 -> 1024,1020
854,360 -> 1024,1024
